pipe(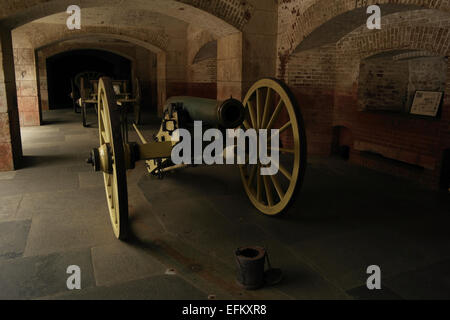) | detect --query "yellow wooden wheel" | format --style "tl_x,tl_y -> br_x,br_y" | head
239,78 -> 307,216
98,77 -> 129,240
